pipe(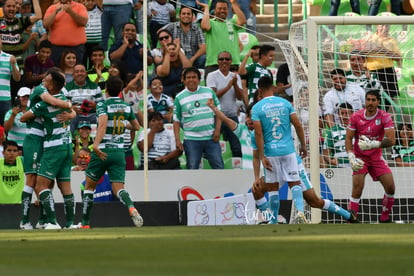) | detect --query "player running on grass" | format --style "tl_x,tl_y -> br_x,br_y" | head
346,89 -> 396,223
80,76 -> 143,228
207,97 -> 359,224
